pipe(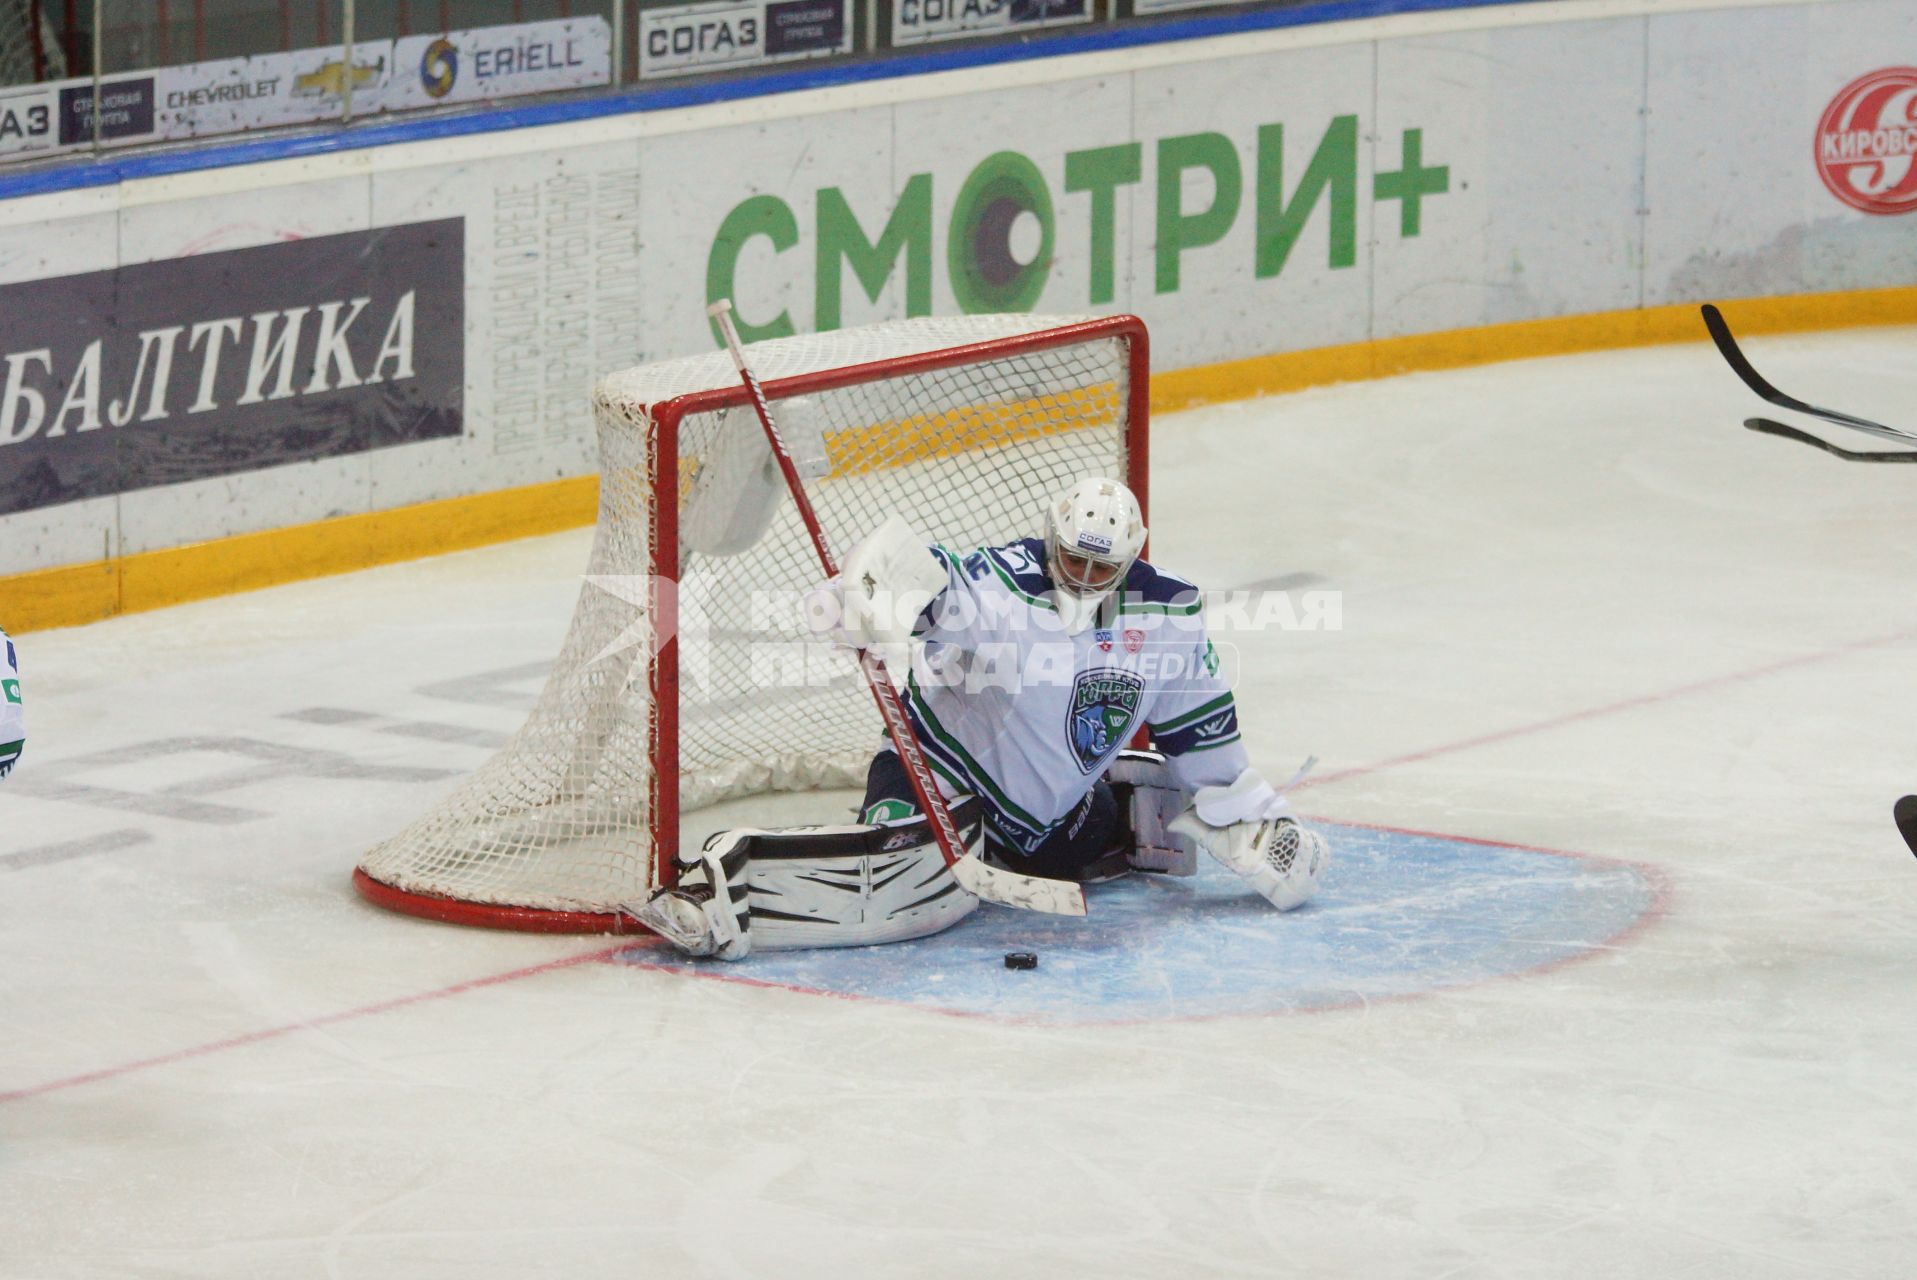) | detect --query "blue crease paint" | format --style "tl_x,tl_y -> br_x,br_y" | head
619,821 -> 1663,1023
